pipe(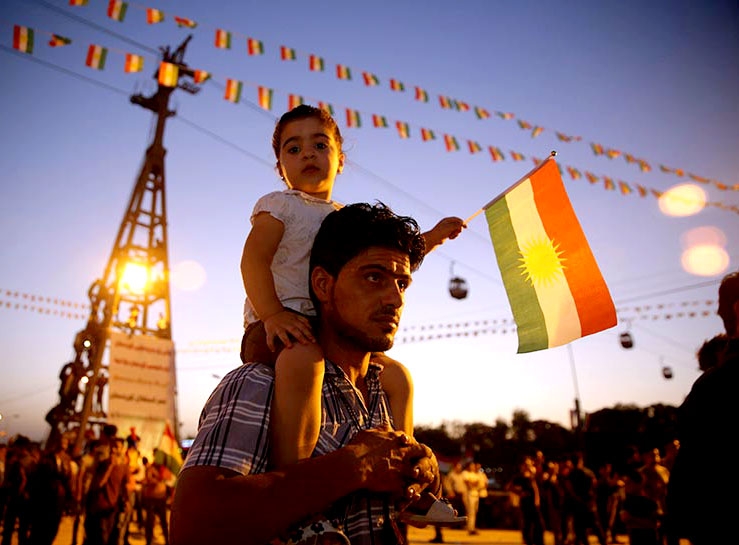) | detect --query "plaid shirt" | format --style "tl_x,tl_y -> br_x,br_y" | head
182,360 -> 399,544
